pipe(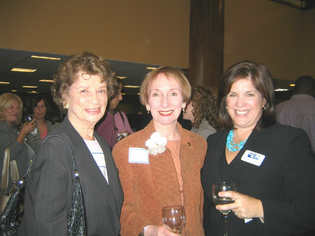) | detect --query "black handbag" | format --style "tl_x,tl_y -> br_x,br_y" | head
0,135 -> 86,236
